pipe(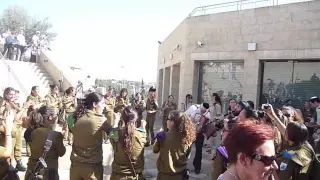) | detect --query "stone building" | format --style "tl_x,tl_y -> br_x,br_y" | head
157,0 -> 320,112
